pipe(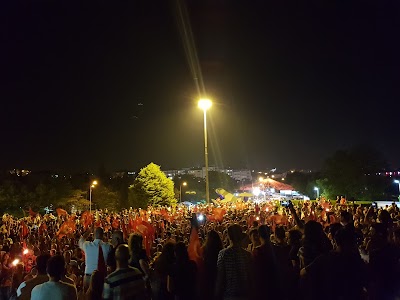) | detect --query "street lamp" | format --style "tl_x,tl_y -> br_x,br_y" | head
198,99 -> 212,203
314,187 -> 319,199
394,180 -> 400,194
180,182 -> 187,203
89,180 -> 98,213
